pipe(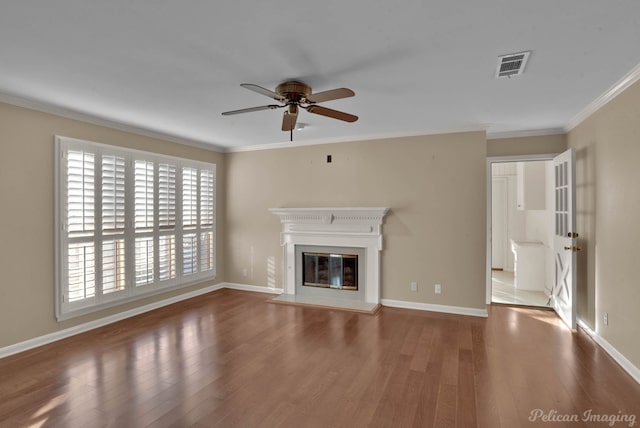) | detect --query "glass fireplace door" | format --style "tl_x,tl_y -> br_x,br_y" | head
302,252 -> 358,291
